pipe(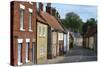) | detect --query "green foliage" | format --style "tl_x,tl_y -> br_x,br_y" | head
61,12 -> 83,33
86,18 -> 97,26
